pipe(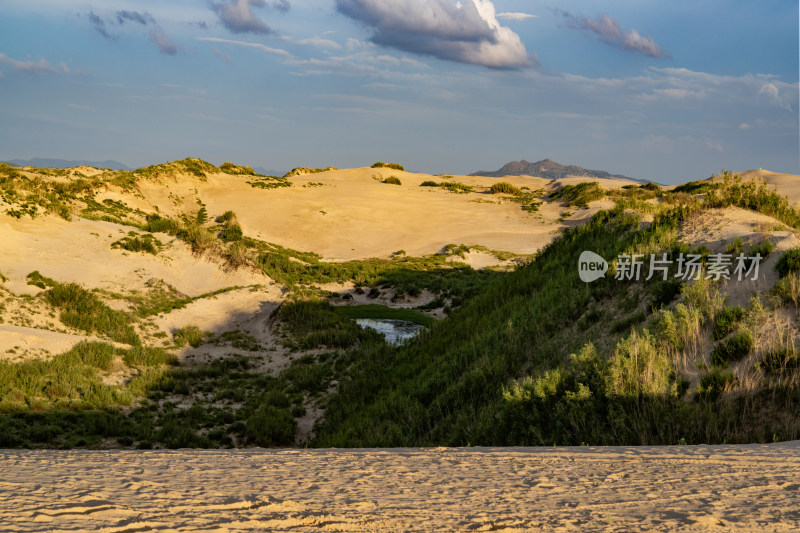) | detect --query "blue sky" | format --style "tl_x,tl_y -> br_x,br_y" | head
0,0 -> 797,183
